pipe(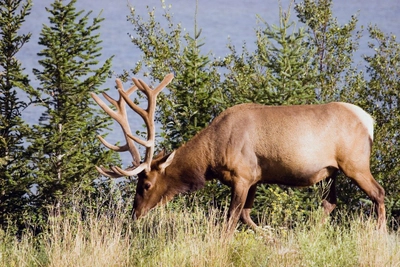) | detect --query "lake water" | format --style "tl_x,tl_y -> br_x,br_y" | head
17,0 -> 400,165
